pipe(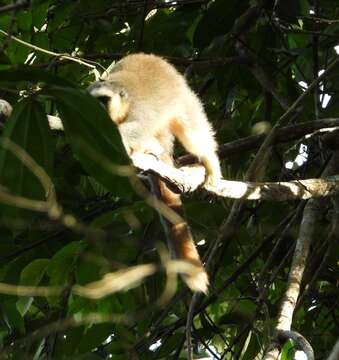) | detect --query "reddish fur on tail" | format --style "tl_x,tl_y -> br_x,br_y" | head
158,180 -> 209,293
